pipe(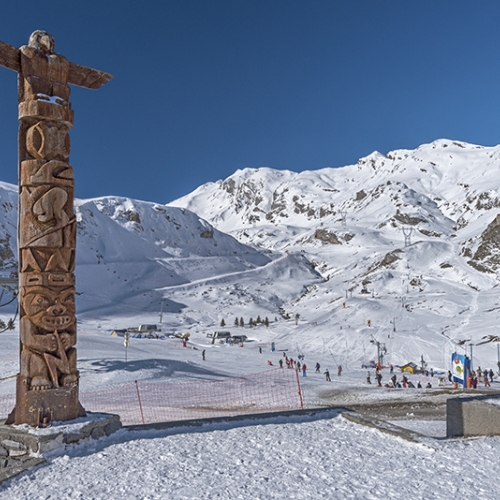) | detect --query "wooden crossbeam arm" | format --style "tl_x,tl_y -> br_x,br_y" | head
68,61 -> 113,90
0,39 -> 113,90
0,40 -> 20,73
